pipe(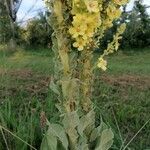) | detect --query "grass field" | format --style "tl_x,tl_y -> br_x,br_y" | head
0,46 -> 150,150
